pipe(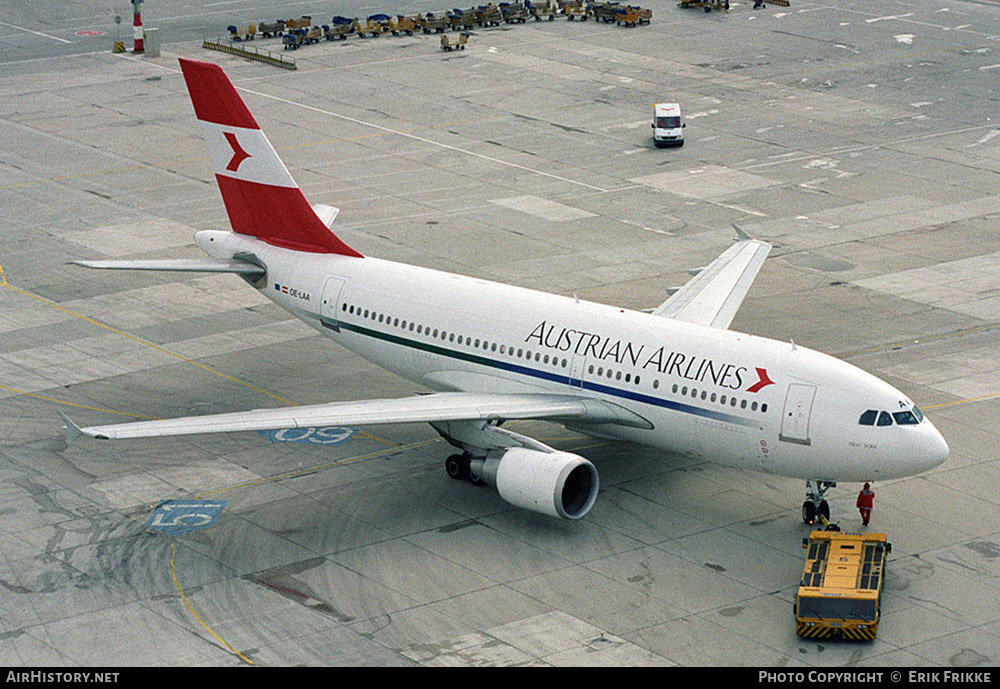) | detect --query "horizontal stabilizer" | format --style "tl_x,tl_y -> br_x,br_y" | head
61,392 -> 650,441
312,204 -> 340,229
70,258 -> 266,277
